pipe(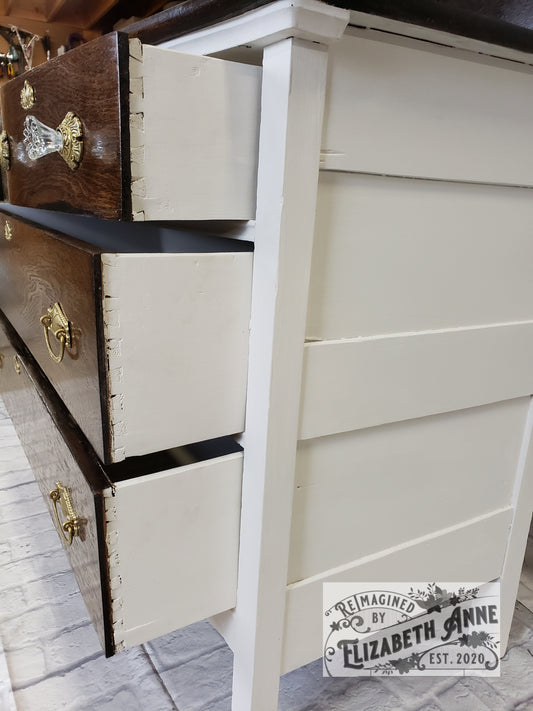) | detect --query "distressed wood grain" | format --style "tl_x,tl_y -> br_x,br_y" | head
0,33 -> 129,219
0,210 -> 106,460
0,313 -> 113,655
